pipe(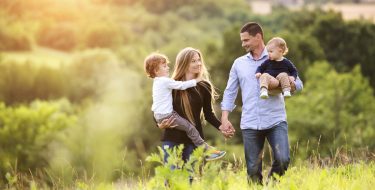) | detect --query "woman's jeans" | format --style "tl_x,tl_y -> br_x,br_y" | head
161,141 -> 195,184
242,121 -> 290,184
161,141 -> 195,167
